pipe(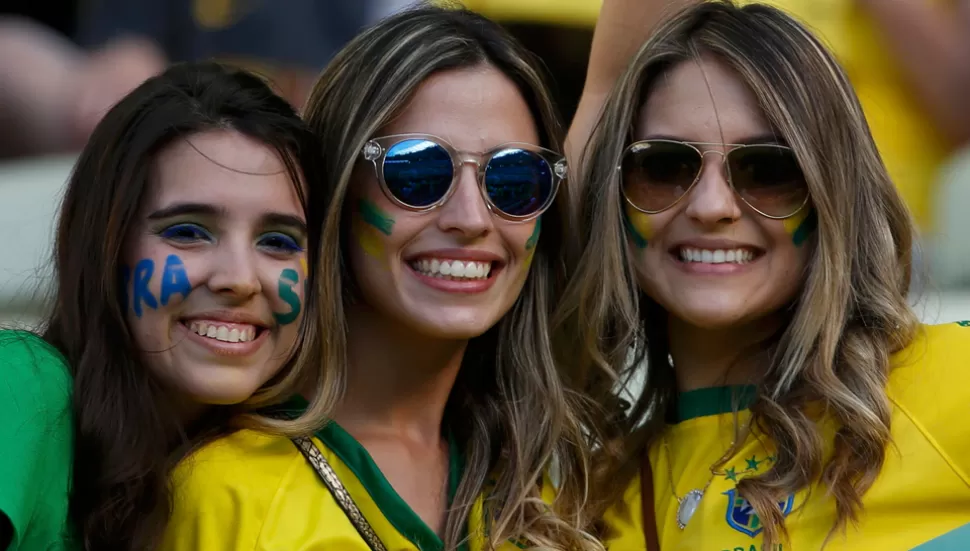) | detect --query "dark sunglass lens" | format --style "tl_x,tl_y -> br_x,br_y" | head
382,139 -> 453,207
728,146 -> 808,217
484,149 -> 552,217
621,141 -> 702,212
